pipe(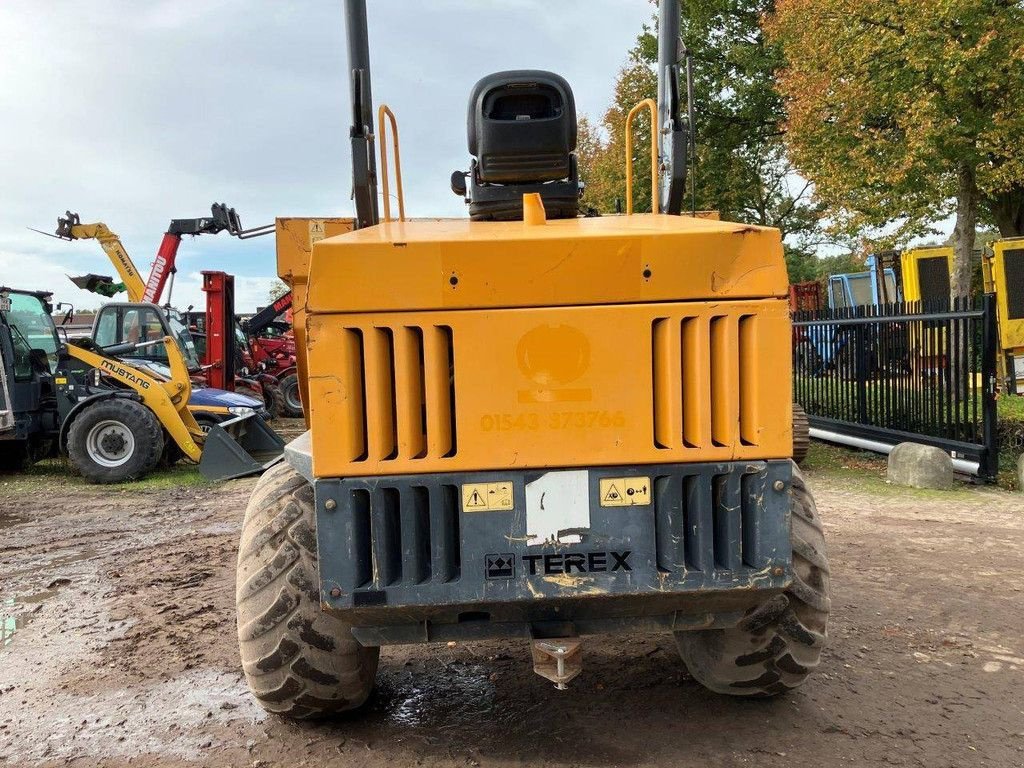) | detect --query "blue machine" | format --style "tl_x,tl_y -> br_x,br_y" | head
827,255 -> 901,310
799,255 -> 903,373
